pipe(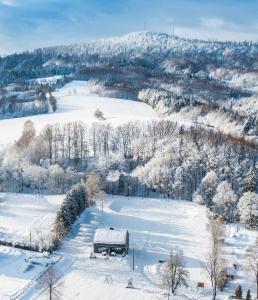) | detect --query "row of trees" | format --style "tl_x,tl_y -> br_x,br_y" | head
0,119 -> 257,228
0,89 -> 57,119
52,172 -> 103,249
